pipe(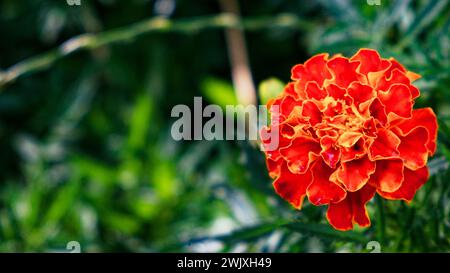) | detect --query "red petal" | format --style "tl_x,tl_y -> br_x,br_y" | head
280,123 -> 296,138
351,48 -> 389,75
266,158 -> 281,179
377,69 -> 410,90
291,54 -> 331,89
326,195 -> 353,231
261,125 -> 290,160
333,156 -> 375,192
378,69 -> 420,99
326,185 -> 376,230
279,95 -> 299,118
369,97 -> 388,126
337,131 -> 363,148
363,117 -> 377,137
378,84 -> 413,120
326,114 -> 347,128
385,59 -> 407,76
317,127 -> 339,139
304,53 -> 332,86
409,85 -> 420,99
327,57 -> 365,88
320,136 -> 341,168
291,64 -> 308,82
351,185 -> 376,227
369,129 -> 400,160
280,136 -> 321,174
305,81 -> 328,100
397,127 -> 429,170
301,101 -> 322,126
347,82 -> 375,108
307,160 -> 346,206
378,166 -> 429,202
394,108 -> 438,155
273,162 -> 313,209
368,159 -> 404,192
284,82 -> 300,98
323,100 -> 344,117
326,84 -> 346,100
406,71 -> 421,82
341,137 -> 366,162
